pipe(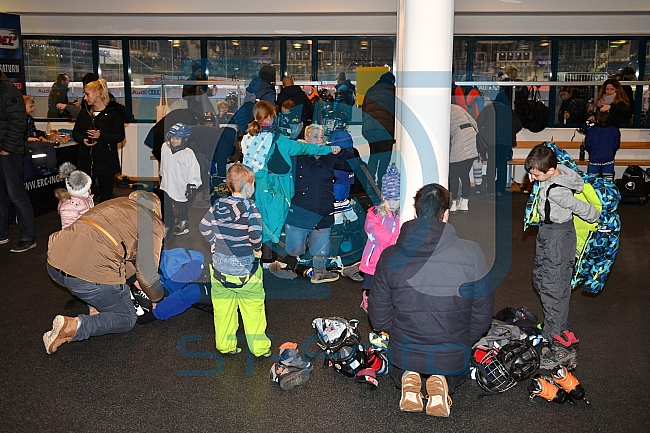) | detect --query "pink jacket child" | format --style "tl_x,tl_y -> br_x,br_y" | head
55,162 -> 94,229
359,164 -> 401,312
